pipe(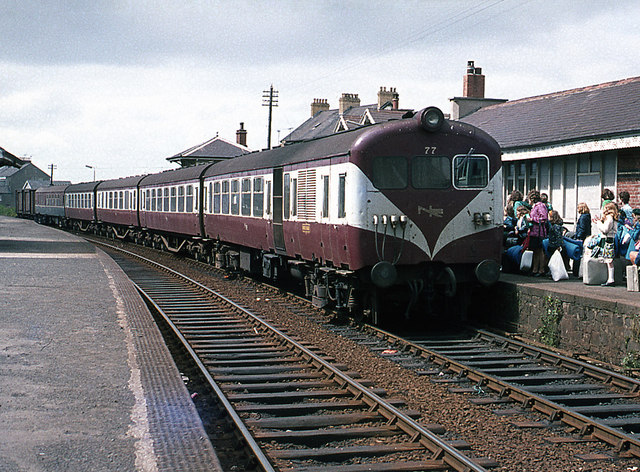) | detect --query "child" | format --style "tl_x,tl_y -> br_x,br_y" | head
547,210 -> 569,271
515,205 -> 531,245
